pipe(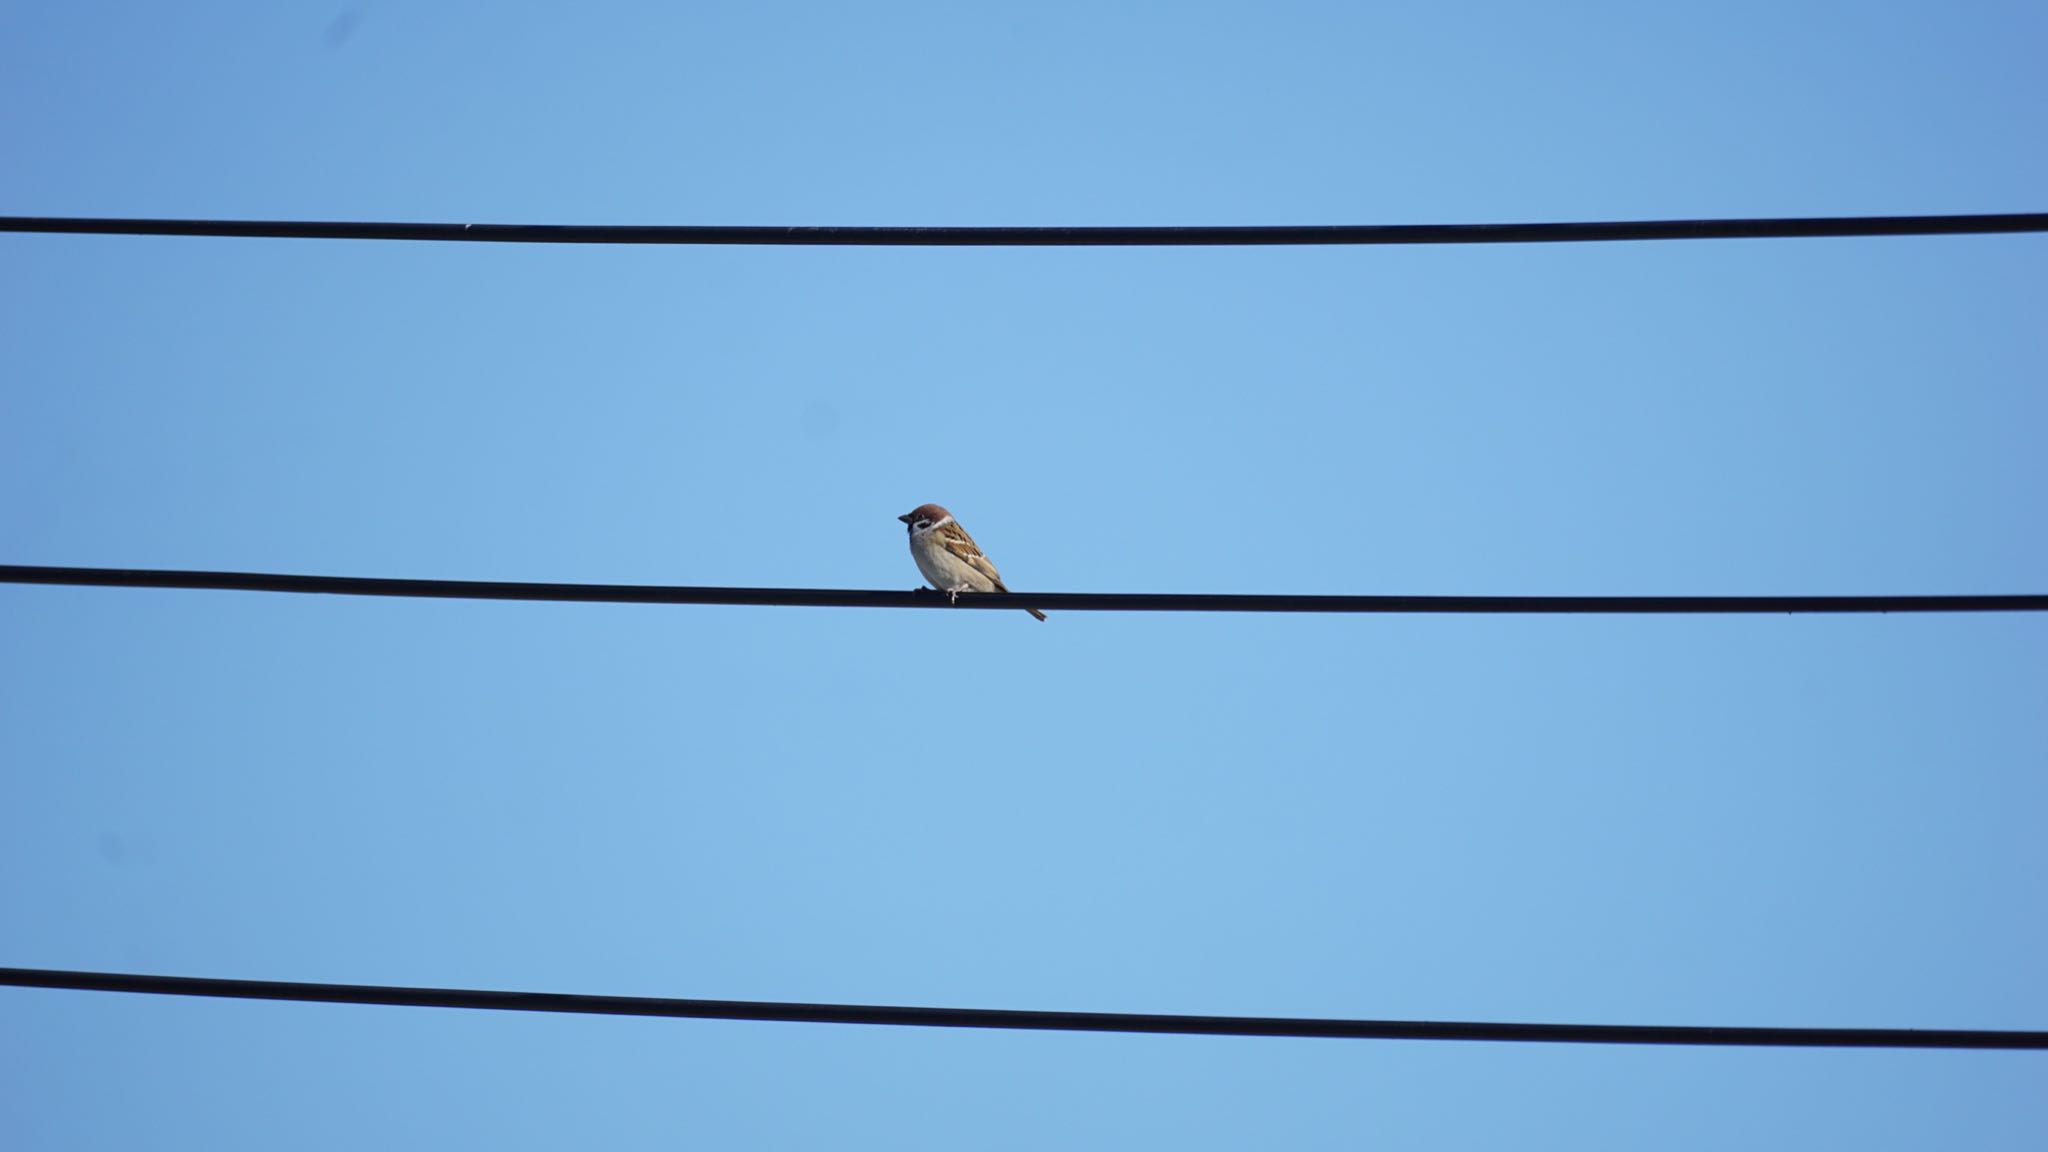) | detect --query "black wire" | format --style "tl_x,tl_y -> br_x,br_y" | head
3,213 -> 2045,247
5,565 -> 2045,614
2,968 -> 2039,1049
